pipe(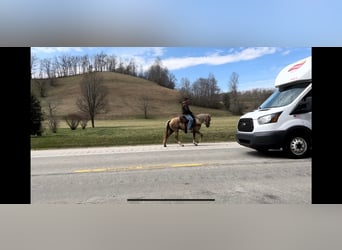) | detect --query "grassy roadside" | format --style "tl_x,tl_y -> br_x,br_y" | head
31,116 -> 240,150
